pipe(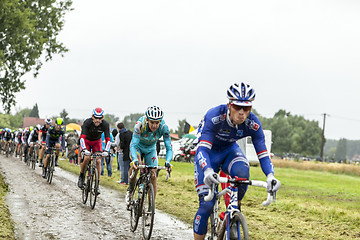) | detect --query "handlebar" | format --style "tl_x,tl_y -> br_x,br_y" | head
129,164 -> 171,180
204,176 -> 275,207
